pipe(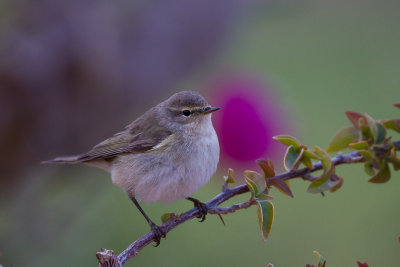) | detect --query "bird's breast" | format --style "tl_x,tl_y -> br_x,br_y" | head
111,124 -> 219,203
